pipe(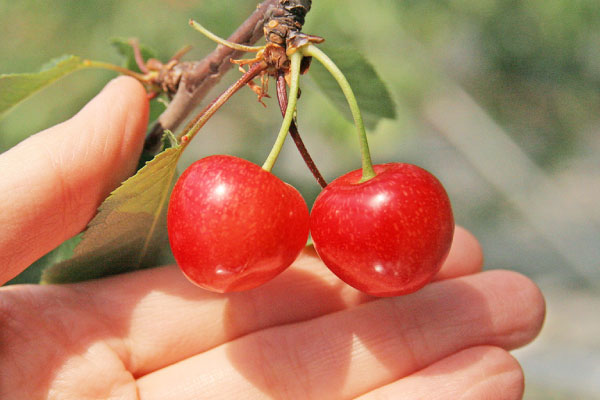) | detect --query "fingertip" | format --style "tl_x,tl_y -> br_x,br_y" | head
455,346 -> 525,400
67,75 -> 150,188
455,225 -> 485,269
435,225 -> 484,280
78,75 -> 150,133
100,75 -> 150,127
0,76 -> 150,281
486,347 -> 525,399
355,345 -> 524,400
487,270 -> 546,348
